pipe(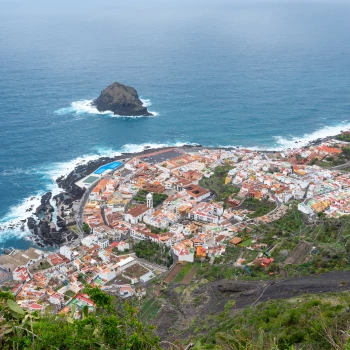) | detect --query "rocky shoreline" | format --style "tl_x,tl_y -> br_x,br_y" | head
24,133 -> 344,248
